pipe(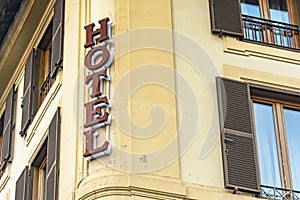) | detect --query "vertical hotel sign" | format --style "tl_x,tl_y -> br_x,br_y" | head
83,18 -> 112,159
